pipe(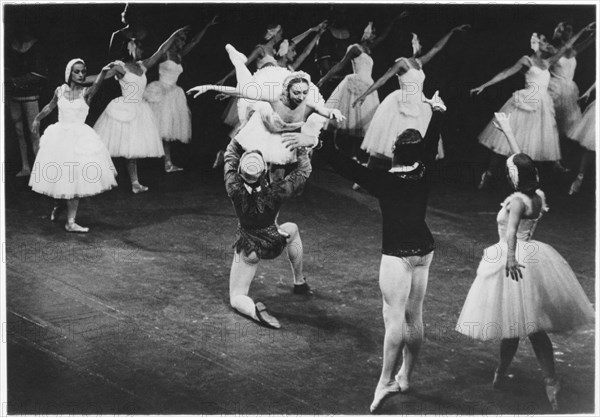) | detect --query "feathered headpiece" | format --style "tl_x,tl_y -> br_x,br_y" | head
361,22 -> 374,41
